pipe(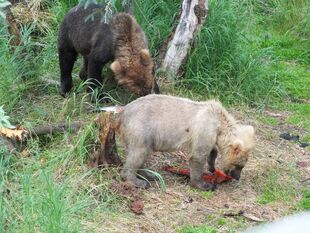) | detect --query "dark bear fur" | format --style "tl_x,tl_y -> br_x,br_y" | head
58,4 -> 158,97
